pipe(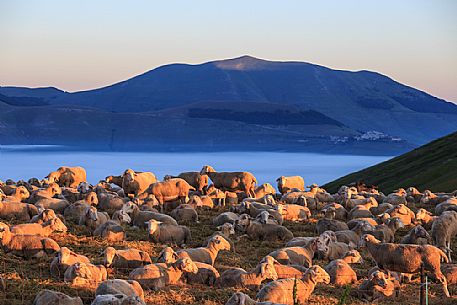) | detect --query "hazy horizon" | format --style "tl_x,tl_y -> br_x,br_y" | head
1,0 -> 456,102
